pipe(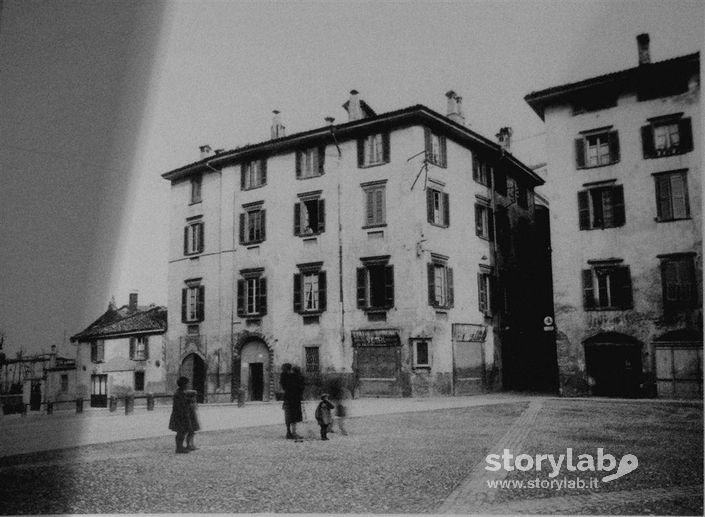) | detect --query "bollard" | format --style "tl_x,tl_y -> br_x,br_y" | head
109,396 -> 117,412
76,398 -> 84,414
125,395 -> 134,415
237,388 -> 246,407
46,401 -> 53,415
146,393 -> 154,411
